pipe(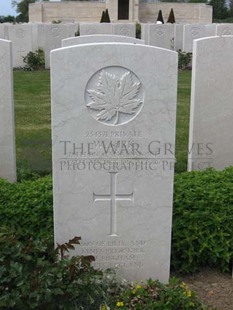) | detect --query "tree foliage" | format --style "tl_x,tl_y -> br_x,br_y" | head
0,15 -> 16,23
209,0 -> 228,19
228,0 -> 233,17
12,0 -> 36,22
